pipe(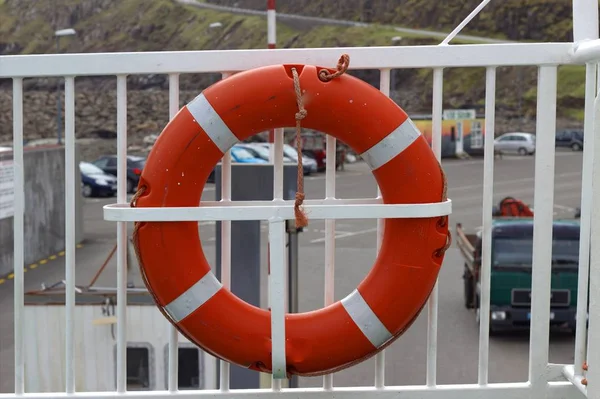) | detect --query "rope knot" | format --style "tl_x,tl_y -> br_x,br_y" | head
295,109 -> 307,121
294,192 -> 308,228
